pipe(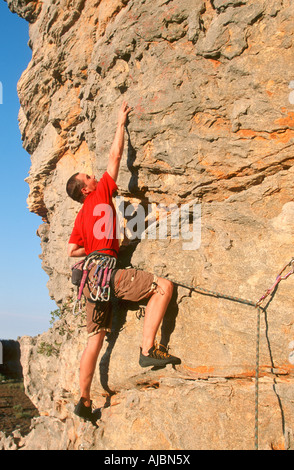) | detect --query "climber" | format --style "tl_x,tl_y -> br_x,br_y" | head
66,101 -> 181,423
